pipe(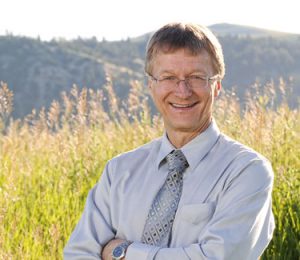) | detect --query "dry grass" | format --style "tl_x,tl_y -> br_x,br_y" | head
0,79 -> 299,259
